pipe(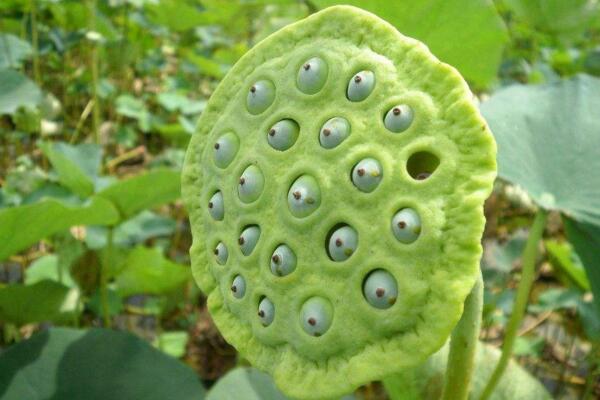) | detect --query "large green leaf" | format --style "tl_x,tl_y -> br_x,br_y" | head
0,197 -> 119,261
115,246 -> 191,297
0,69 -> 42,115
0,328 -> 206,399
96,169 -> 181,221
311,0 -> 507,87
25,254 -> 77,288
0,281 -> 78,325
0,33 -> 32,69
481,75 -> 600,226
39,141 -> 102,198
383,342 -> 551,400
207,367 -> 290,400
